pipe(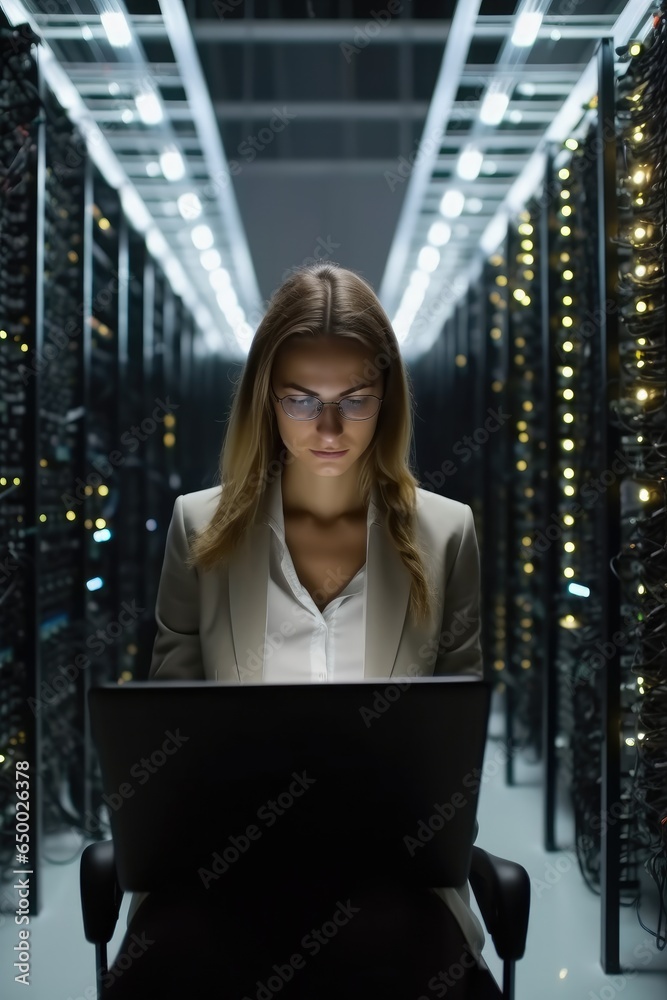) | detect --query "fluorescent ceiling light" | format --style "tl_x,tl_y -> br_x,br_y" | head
417,246 -> 440,272
160,149 -> 185,181
200,249 -> 222,271
164,256 -> 187,296
227,305 -> 245,327
517,82 -> 536,97
101,12 -> 132,48
402,285 -> 426,311
46,70 -> 80,111
427,221 -> 452,246
467,197 -> 483,213
457,147 -> 483,180
439,189 -> 465,218
408,270 -> 430,291
119,186 -> 151,232
217,286 -> 238,311
511,12 -> 543,47
192,224 -> 214,250
177,192 -> 202,220
146,227 -> 167,259
236,324 -> 253,352
121,109 -> 134,124
81,25 -> 93,41
209,268 -> 231,291
480,211 -> 509,255
146,161 -> 161,177
480,91 -> 509,125
135,90 -> 163,125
